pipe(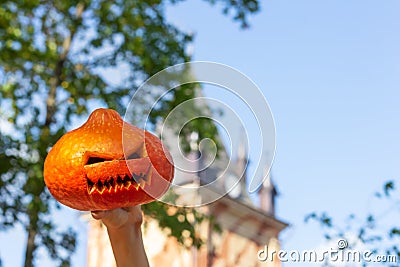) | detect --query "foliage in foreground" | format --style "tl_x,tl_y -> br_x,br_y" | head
306,180 -> 400,266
